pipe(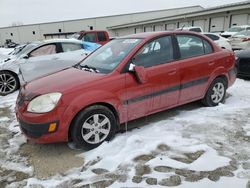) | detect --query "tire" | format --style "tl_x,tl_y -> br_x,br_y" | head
70,105 -> 117,150
0,71 -> 19,96
202,77 -> 227,107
